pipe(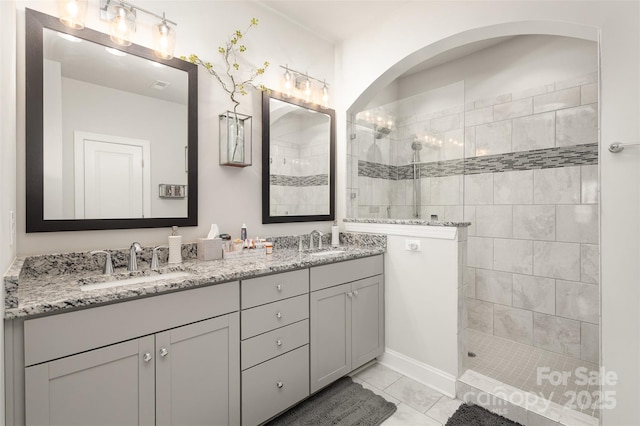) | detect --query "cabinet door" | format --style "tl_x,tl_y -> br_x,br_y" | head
310,283 -> 351,393
156,313 -> 240,426
25,336 -> 155,426
351,275 -> 384,370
